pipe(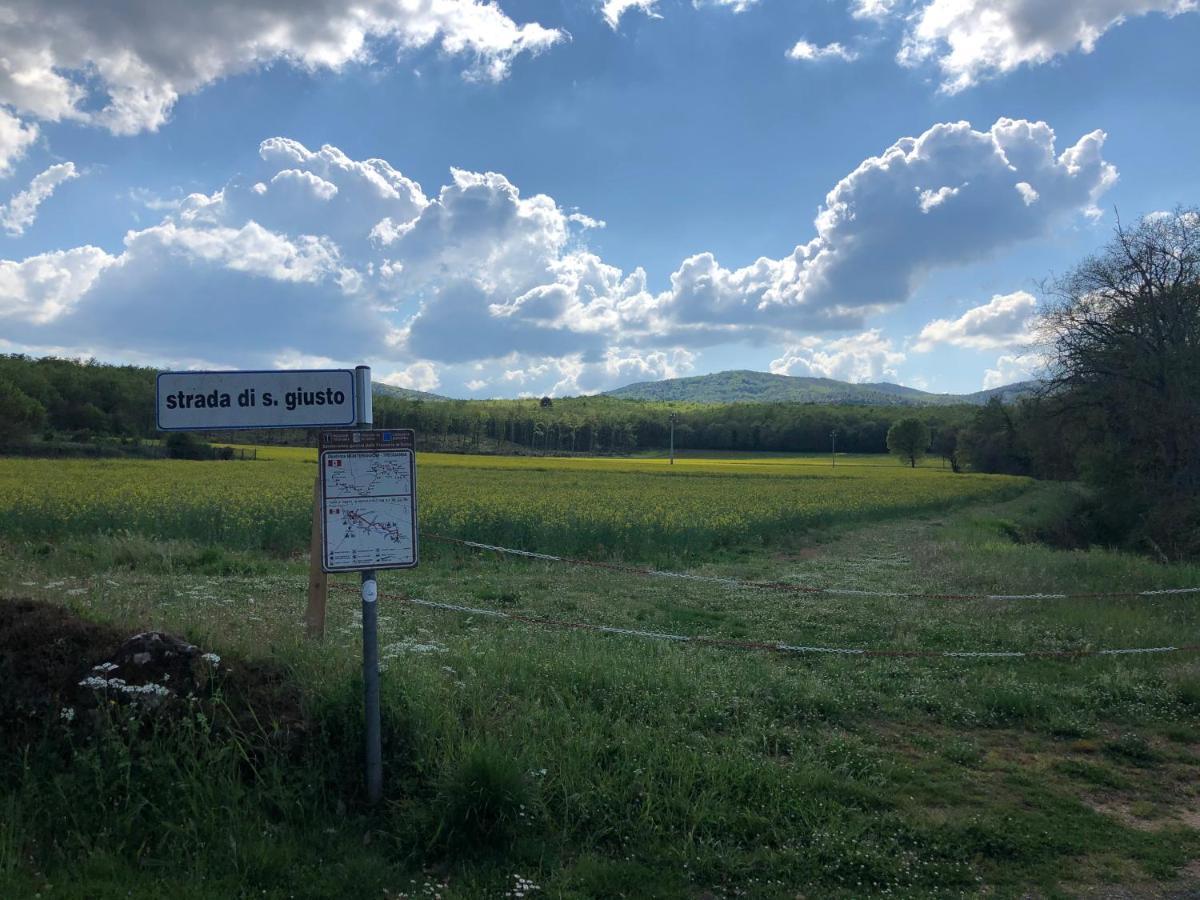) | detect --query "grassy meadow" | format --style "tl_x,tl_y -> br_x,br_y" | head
2,449 -> 1199,898
0,448 -> 1028,559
